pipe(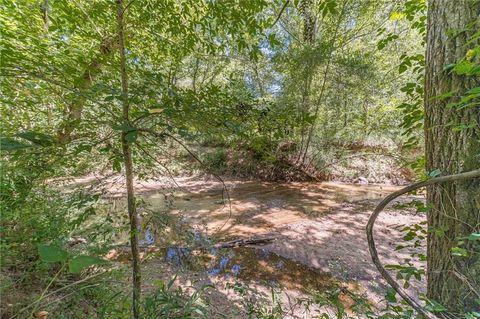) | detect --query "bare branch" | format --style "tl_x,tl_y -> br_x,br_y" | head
366,169 -> 480,319
272,0 -> 290,27
139,128 -> 233,235
136,142 -> 185,191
